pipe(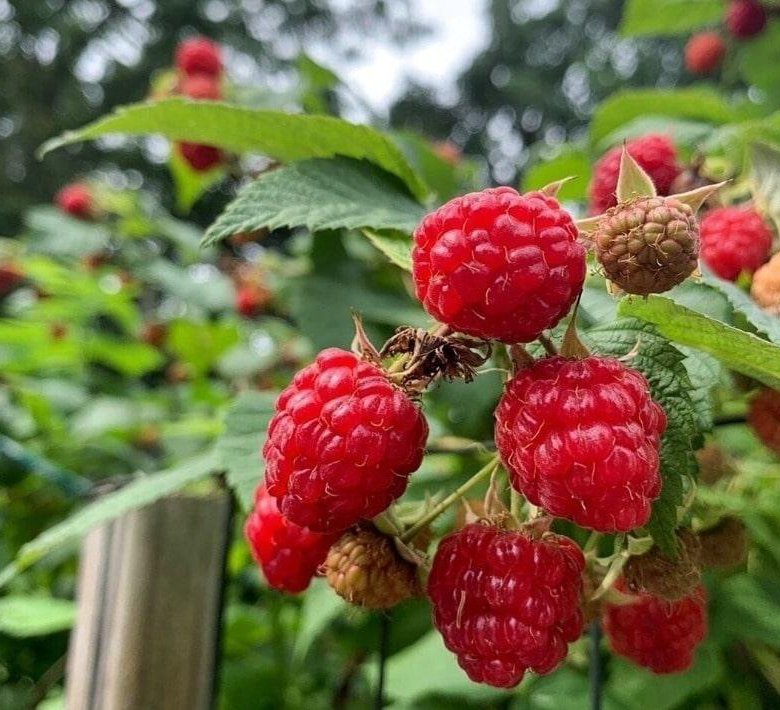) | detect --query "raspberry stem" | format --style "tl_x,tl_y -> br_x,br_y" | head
399,456 -> 500,543
538,333 -> 558,356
